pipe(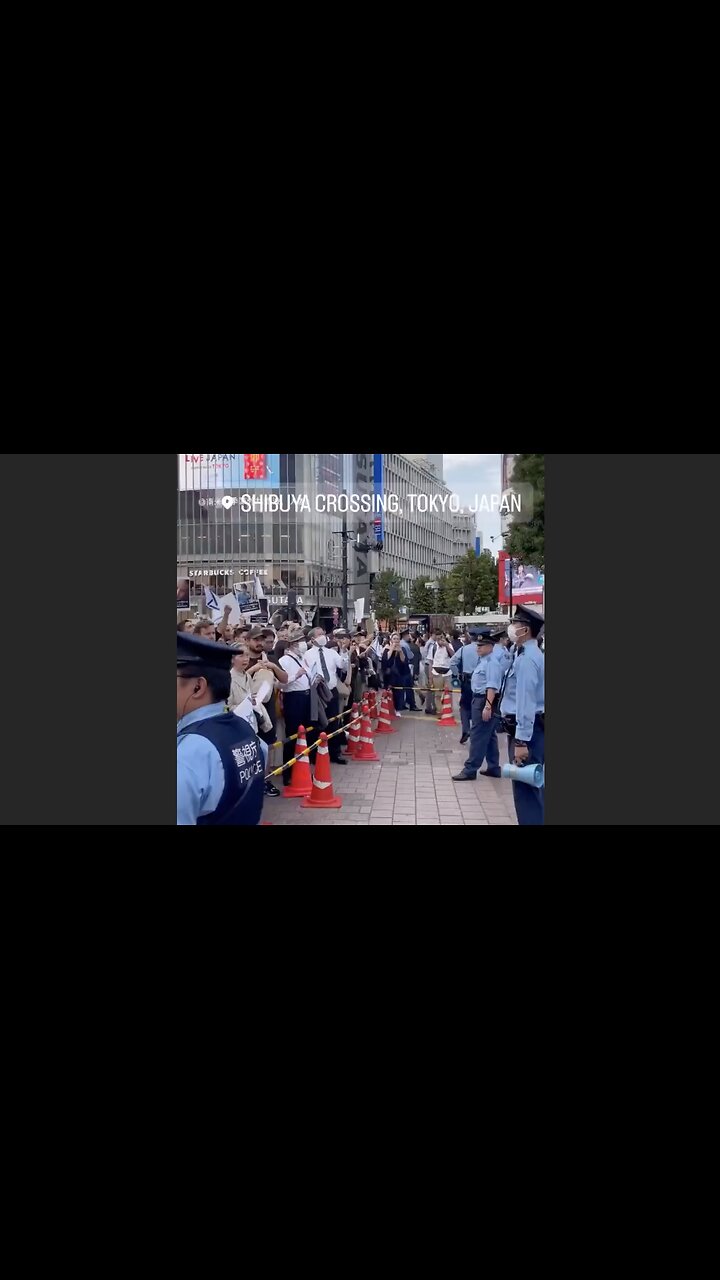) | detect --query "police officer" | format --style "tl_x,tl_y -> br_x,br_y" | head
452,634 -> 502,781
502,604 -> 544,826
450,627 -> 483,744
491,627 -> 512,673
177,633 -> 266,826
